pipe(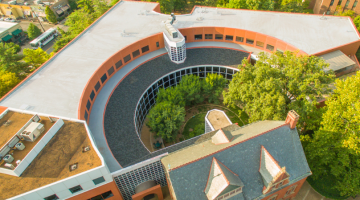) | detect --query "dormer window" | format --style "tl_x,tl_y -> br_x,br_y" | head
205,158 -> 244,200
259,146 -> 290,194
211,128 -> 234,145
